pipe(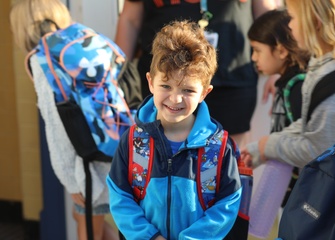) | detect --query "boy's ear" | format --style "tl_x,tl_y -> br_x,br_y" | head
146,72 -> 154,94
276,44 -> 289,60
200,85 -> 213,102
